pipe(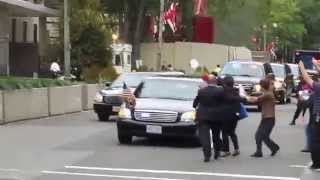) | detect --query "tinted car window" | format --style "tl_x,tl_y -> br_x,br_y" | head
111,74 -> 151,88
136,79 -> 201,100
271,65 -> 285,78
221,62 -> 264,78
